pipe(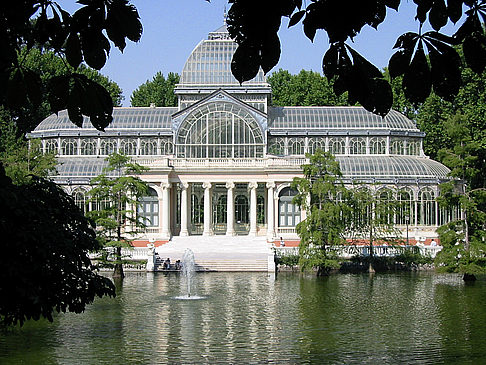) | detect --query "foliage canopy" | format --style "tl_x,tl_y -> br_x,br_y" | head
130,72 -> 179,107
227,0 -> 486,116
